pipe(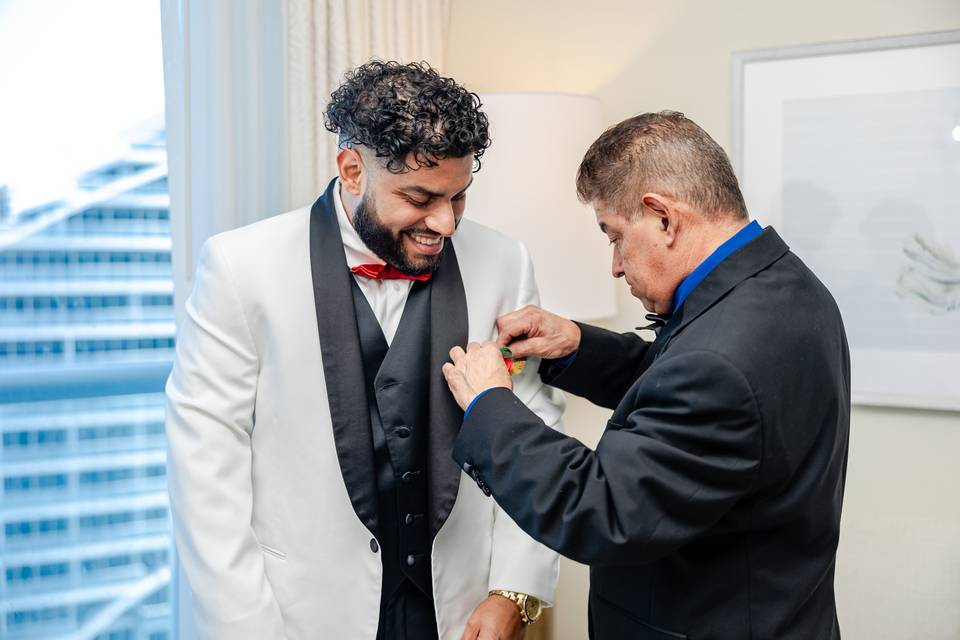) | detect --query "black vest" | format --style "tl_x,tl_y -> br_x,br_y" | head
350,278 -> 434,604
